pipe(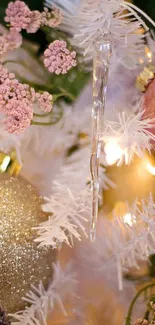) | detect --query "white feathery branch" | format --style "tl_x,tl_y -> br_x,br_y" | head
35,185 -> 91,248
102,110 -> 155,165
84,195 -> 155,272
10,262 -> 77,325
47,0 -> 155,69
45,0 -> 78,13
35,147 -> 91,248
35,145 -> 114,248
